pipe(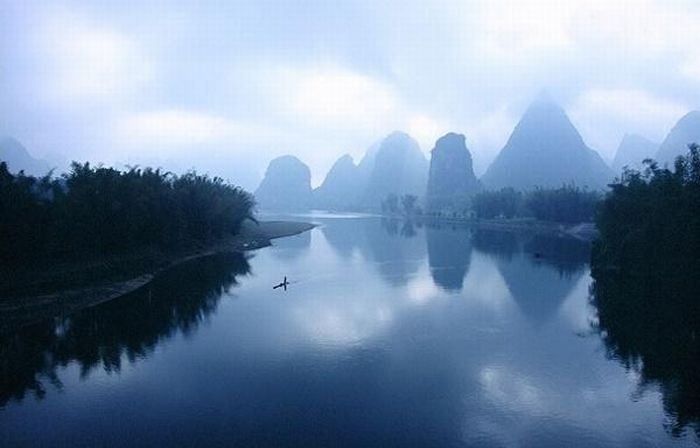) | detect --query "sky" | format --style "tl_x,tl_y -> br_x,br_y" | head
2,0 -> 700,189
